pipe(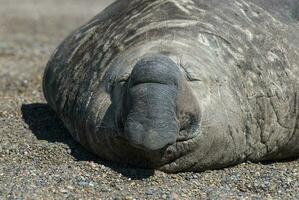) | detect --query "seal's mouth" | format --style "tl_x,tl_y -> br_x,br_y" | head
114,116 -> 201,167
158,132 -> 202,172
